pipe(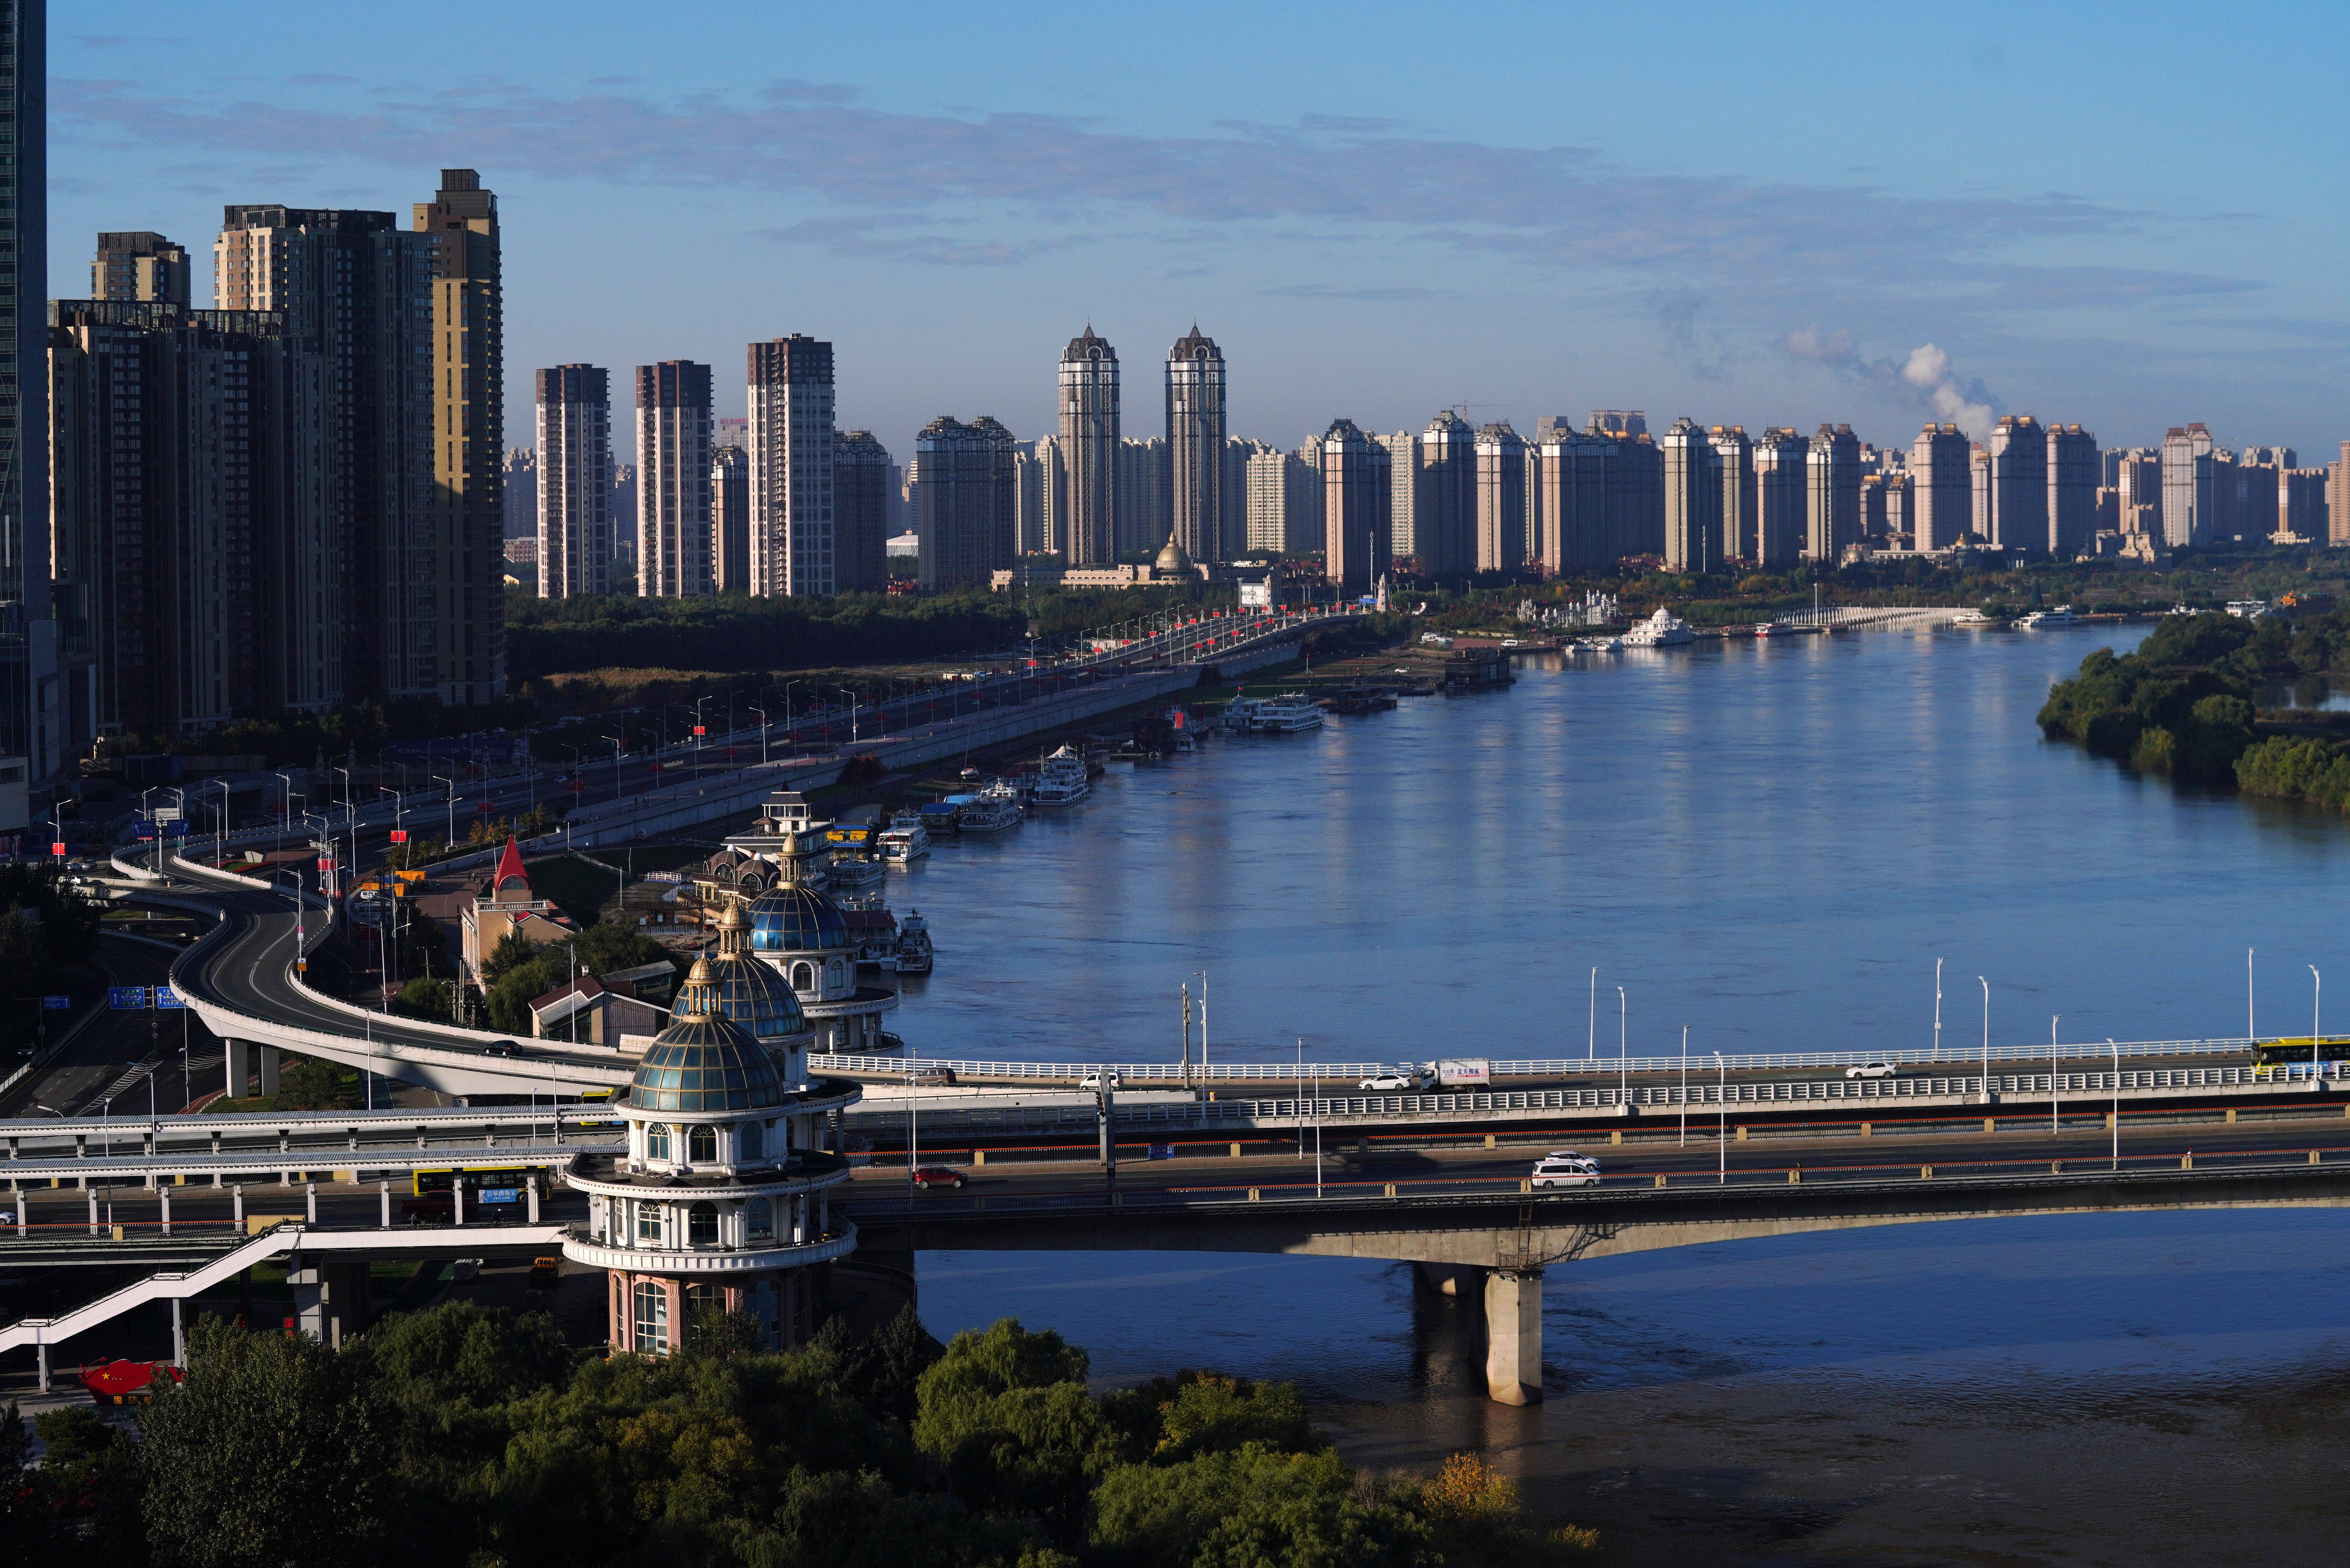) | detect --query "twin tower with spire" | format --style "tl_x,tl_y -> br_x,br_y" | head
1050,323 -> 1227,569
